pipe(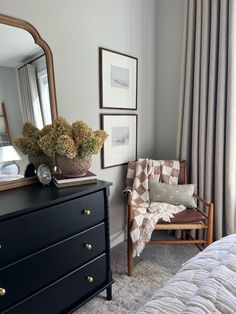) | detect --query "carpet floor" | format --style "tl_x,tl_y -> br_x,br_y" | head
73,231 -> 199,314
